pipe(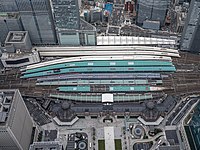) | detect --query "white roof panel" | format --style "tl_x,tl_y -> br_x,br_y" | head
97,36 -> 176,46
115,36 -> 121,44
102,93 -> 113,103
127,37 -> 132,44
108,36 -> 114,44
121,36 -> 127,44
103,37 -> 109,45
